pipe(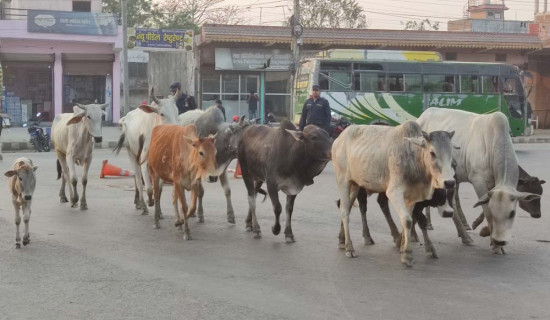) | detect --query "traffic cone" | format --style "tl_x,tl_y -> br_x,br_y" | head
100,160 -> 135,178
234,160 -> 242,179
